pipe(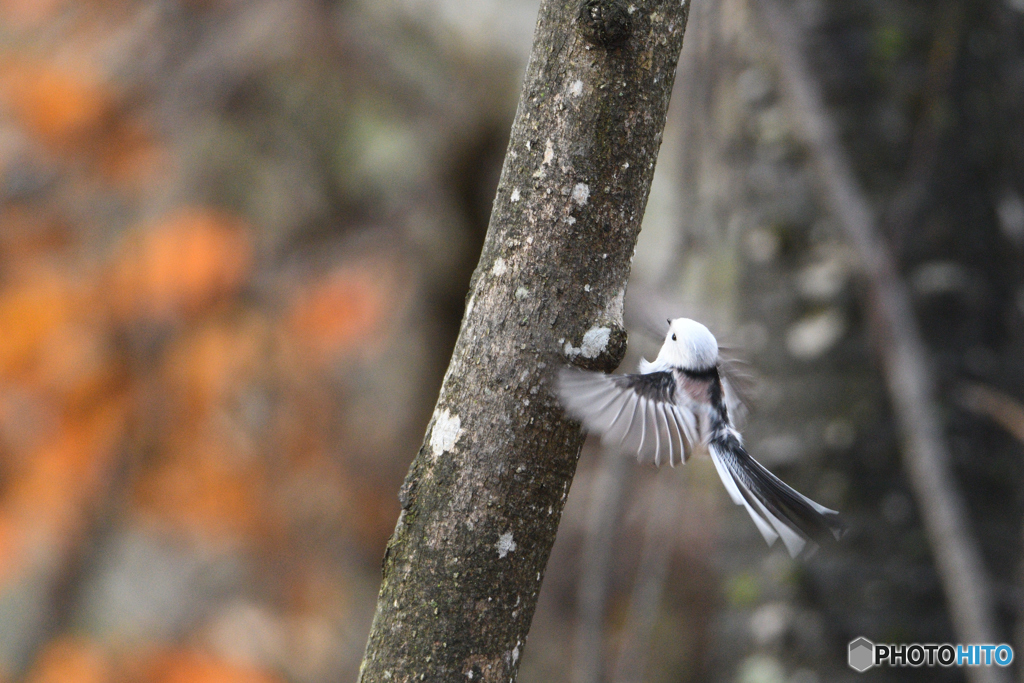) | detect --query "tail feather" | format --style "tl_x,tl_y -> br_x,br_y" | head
709,448 -> 781,547
709,434 -> 846,558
